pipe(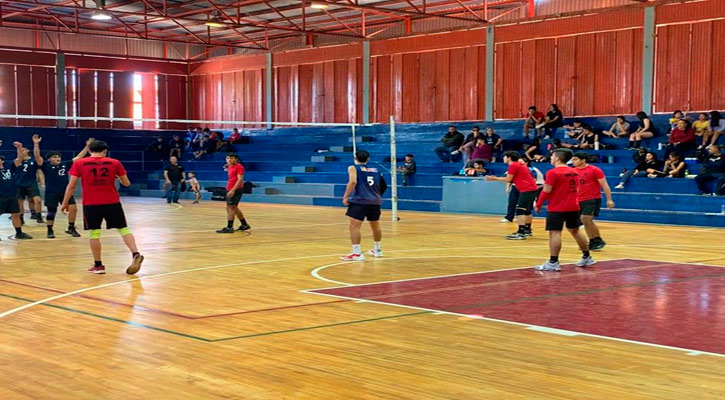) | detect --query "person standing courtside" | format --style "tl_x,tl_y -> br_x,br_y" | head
33,134 -> 92,238
340,150 -> 387,261
216,154 -> 251,233
486,151 -> 539,239
0,155 -> 32,240
11,141 -> 44,224
163,156 -> 185,204
534,149 -> 594,271
61,140 -> 144,275
571,152 -> 615,250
